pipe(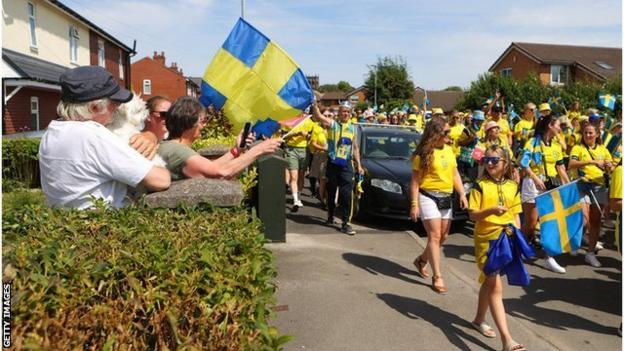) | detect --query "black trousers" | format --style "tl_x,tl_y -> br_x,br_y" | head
325,162 -> 355,225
